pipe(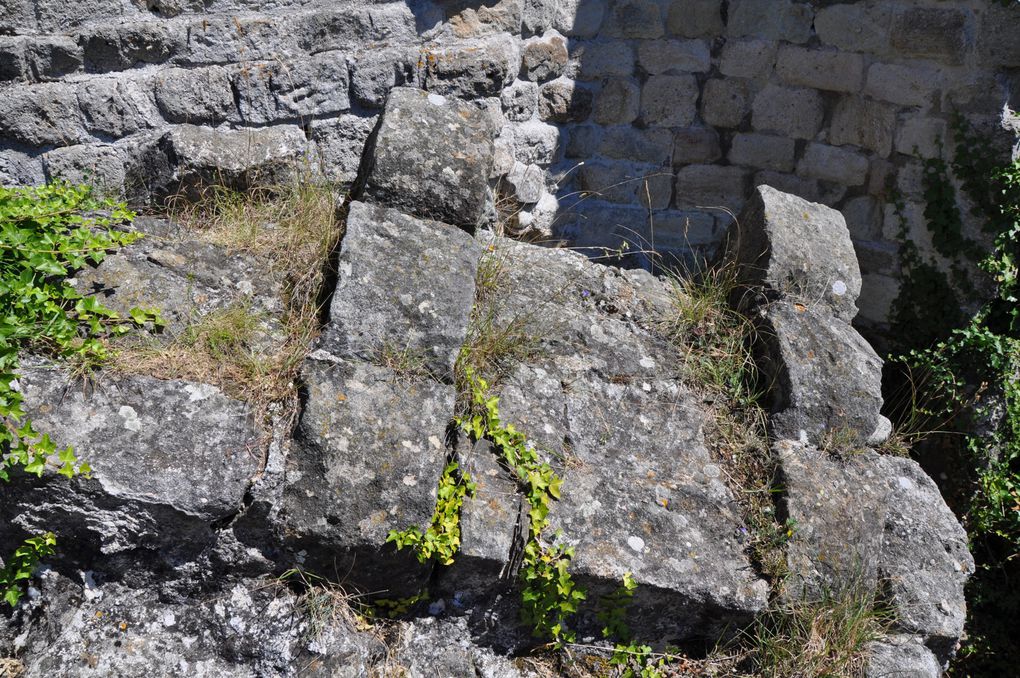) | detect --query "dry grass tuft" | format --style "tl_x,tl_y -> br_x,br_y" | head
0,658 -> 23,678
